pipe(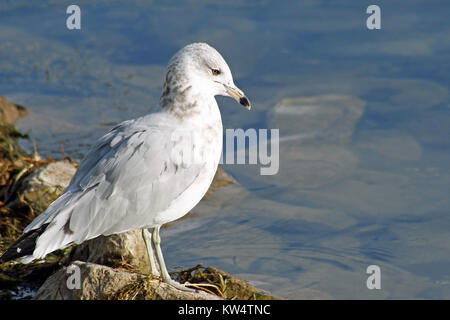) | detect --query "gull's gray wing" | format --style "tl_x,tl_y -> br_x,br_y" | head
25,114 -> 205,250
